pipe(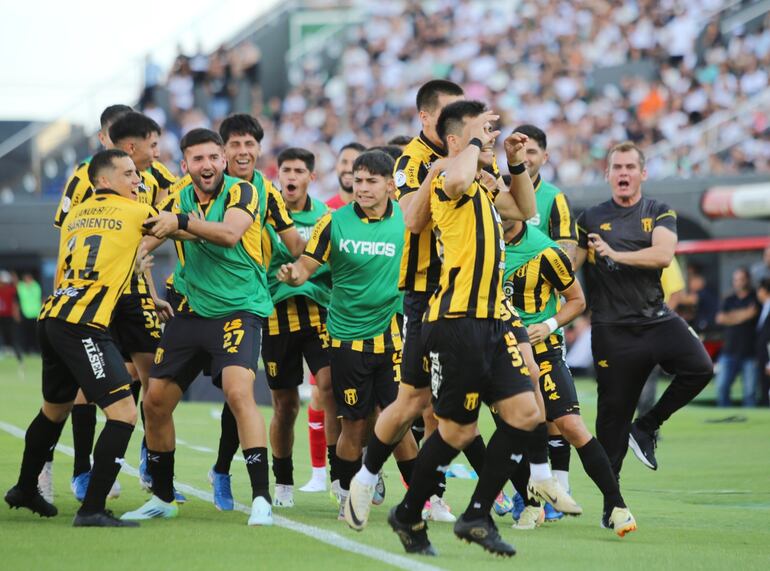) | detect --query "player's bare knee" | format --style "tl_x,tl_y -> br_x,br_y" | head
42,401 -> 73,423
103,396 -> 137,425
273,391 -> 300,422
555,414 -> 591,446
437,420 -> 476,450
